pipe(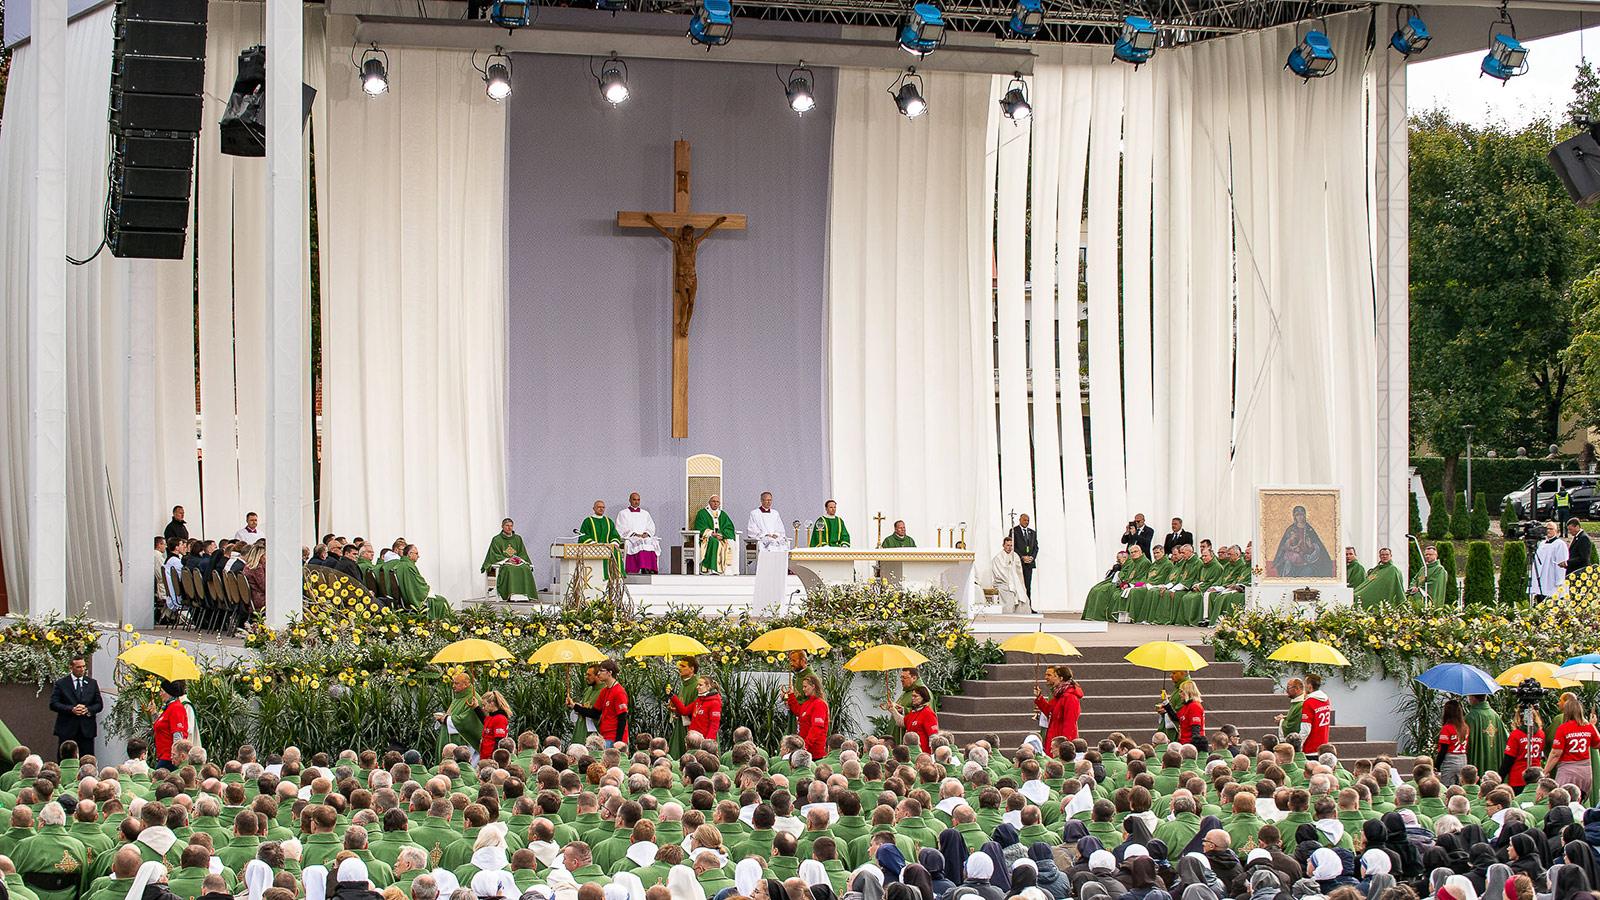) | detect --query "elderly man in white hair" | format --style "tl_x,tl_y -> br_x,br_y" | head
11,802 -> 89,900
933,779 -> 969,826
